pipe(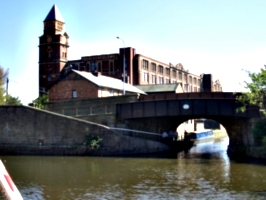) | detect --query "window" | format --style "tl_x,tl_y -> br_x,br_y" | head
158,77 -> 164,84
90,61 -> 98,72
184,84 -> 188,92
193,77 -> 197,85
72,90 -> 77,98
109,90 -> 114,96
110,62 -> 114,74
166,68 -> 170,76
189,76 -> 192,84
198,79 -> 201,86
172,70 -> 176,78
47,46 -> 52,58
47,76 -> 51,82
172,80 -> 177,83
152,75 -> 156,84
158,65 -> 163,74
142,59 -> 149,70
194,87 -> 197,92
142,72 -> 149,82
165,78 -> 170,84
62,52 -> 67,58
184,74 -> 188,83
178,72 -> 182,81
151,63 -> 156,72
